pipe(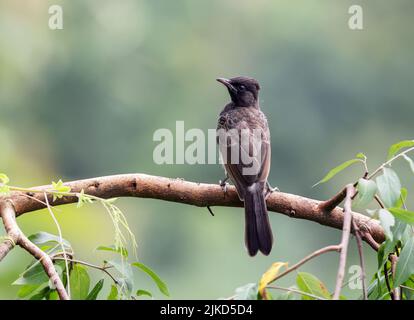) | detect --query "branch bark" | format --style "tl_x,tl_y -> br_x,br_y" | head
1,174 -> 385,246
0,201 -> 69,300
